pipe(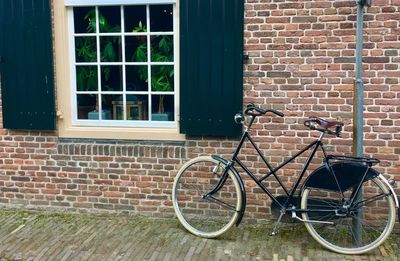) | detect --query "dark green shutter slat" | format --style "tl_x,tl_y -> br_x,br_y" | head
0,0 -> 55,130
180,0 -> 244,137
